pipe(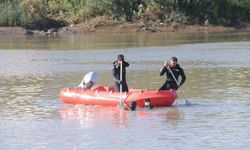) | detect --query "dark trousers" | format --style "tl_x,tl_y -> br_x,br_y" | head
114,82 -> 129,92
159,81 -> 178,90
